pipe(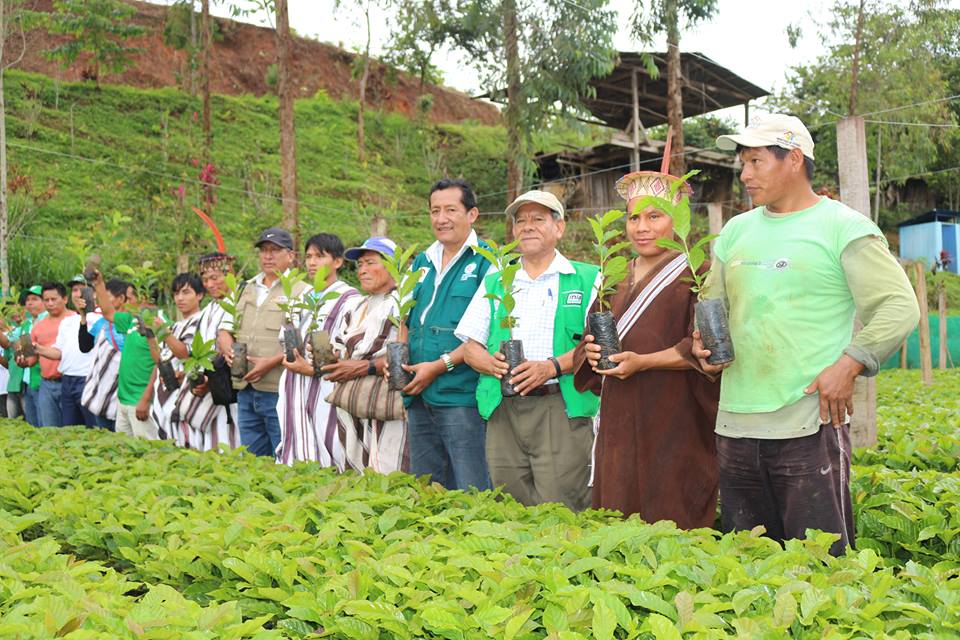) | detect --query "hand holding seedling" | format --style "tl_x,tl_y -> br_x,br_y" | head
804,354 -> 865,427
463,340 -> 509,378
692,330 -> 729,375
509,360 -> 555,395
400,359 -> 446,396
281,348 -> 314,377
584,335 -> 646,379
